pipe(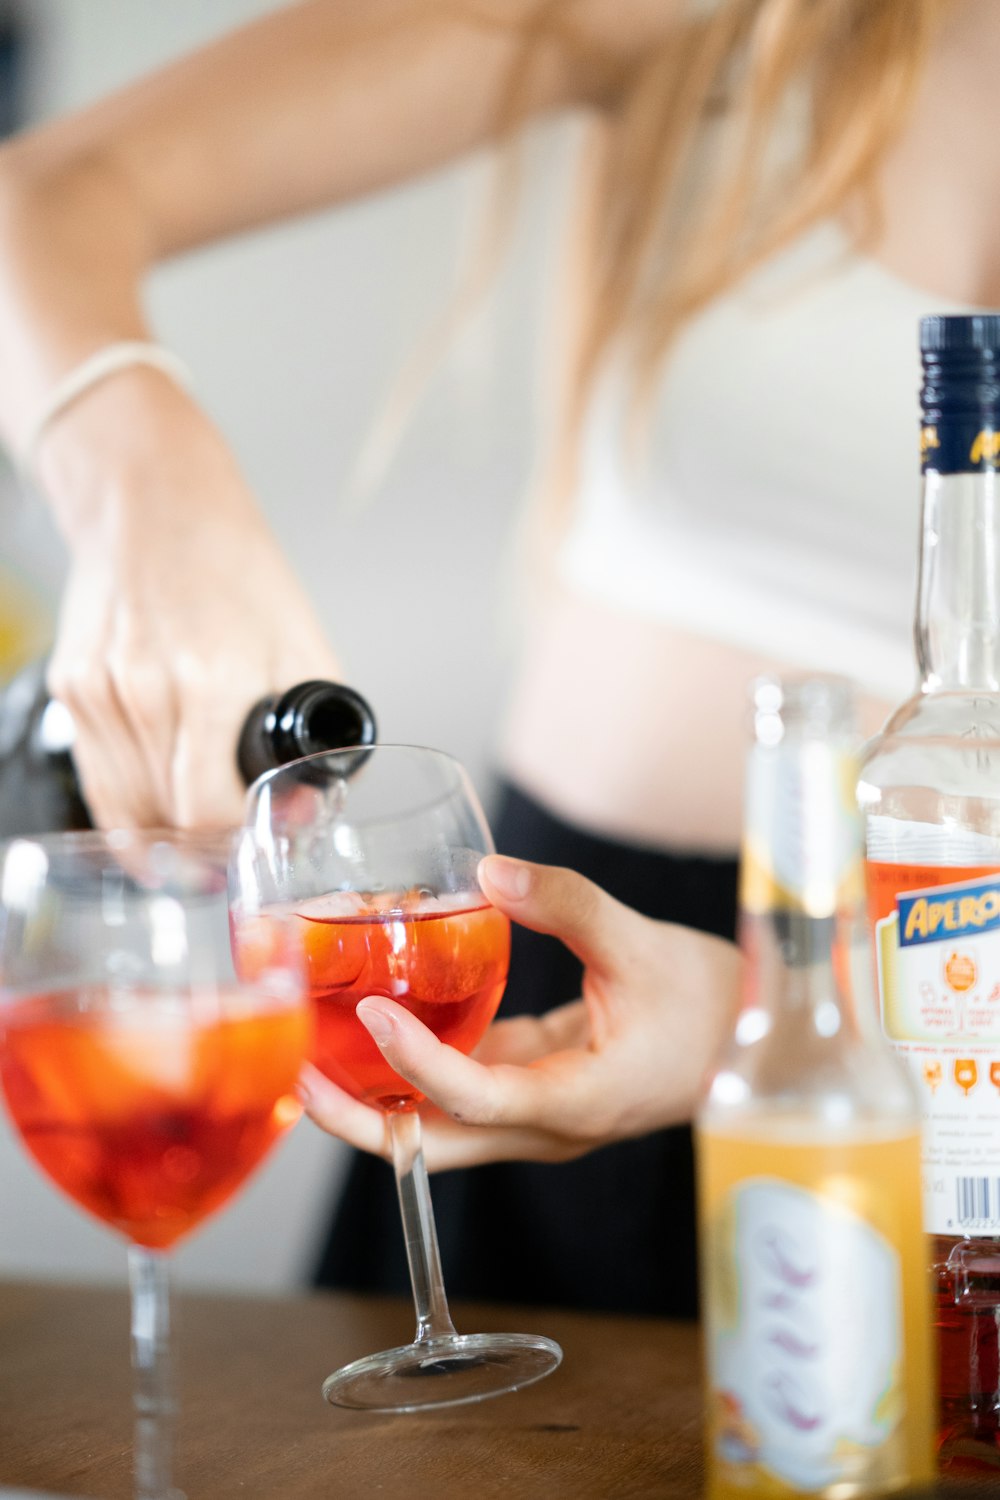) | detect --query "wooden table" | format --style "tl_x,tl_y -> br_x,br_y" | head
0,1280 -> 702,1499
0,1281 -> 995,1500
